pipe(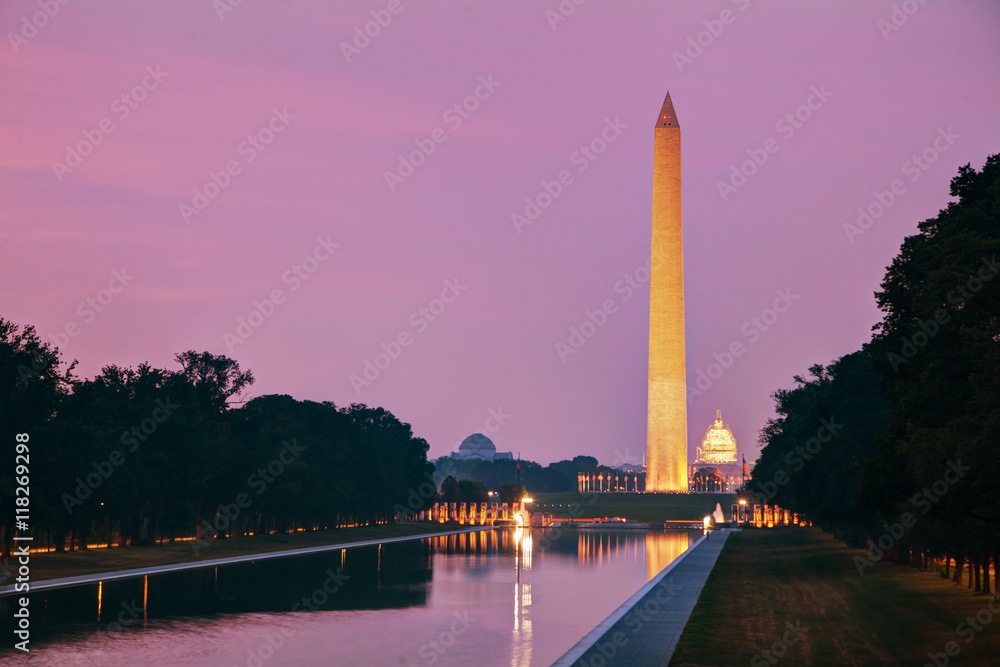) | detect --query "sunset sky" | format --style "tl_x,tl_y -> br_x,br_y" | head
2,0 -> 998,465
